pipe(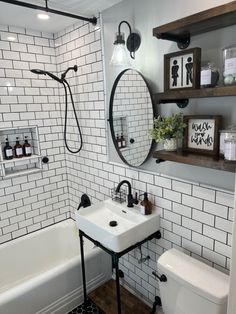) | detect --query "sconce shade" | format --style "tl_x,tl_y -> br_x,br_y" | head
110,43 -> 131,67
